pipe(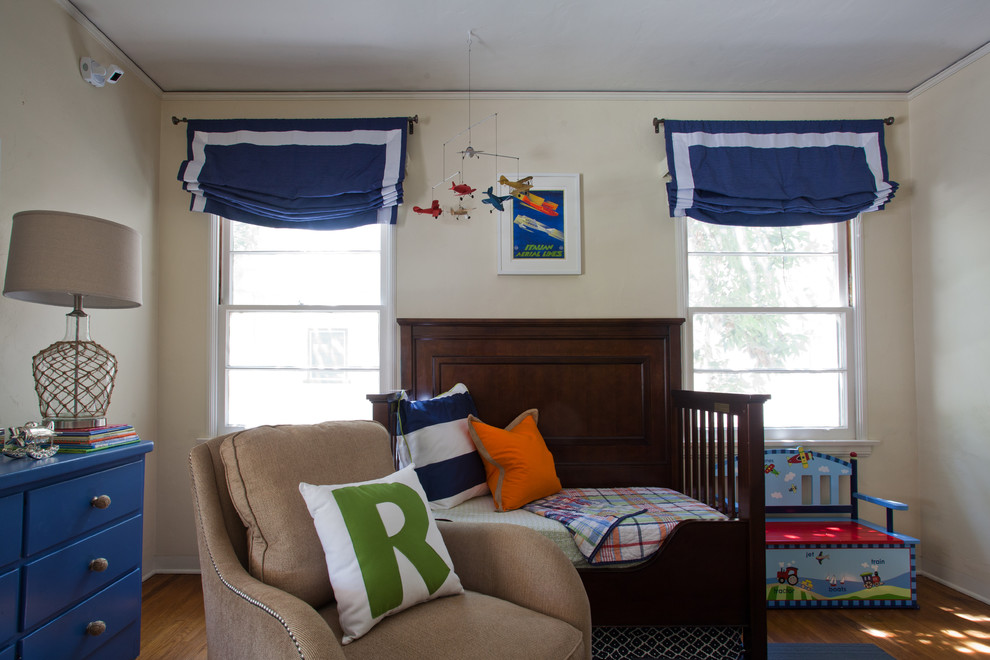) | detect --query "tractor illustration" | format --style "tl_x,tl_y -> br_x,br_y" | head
860,570 -> 884,589
776,567 -> 799,586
